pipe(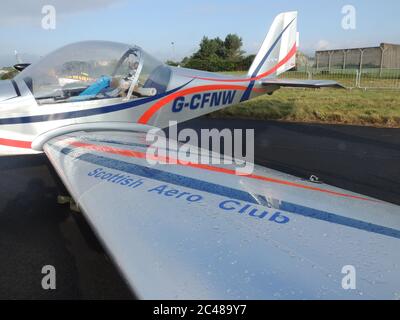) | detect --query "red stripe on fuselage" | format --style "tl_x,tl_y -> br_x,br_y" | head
0,138 -> 32,149
138,85 -> 264,125
137,44 -> 297,124
0,86 -> 264,149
